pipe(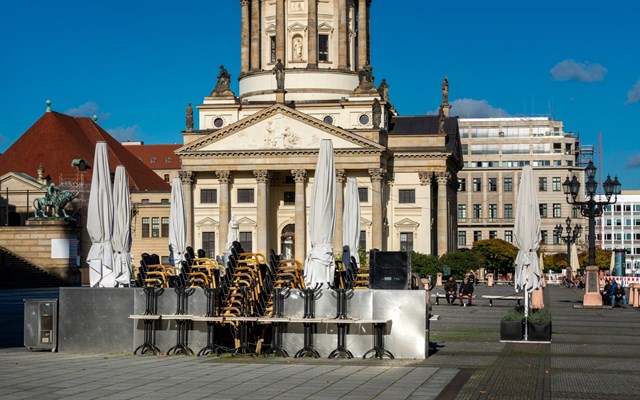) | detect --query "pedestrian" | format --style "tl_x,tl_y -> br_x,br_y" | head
458,277 -> 474,307
444,276 -> 457,305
